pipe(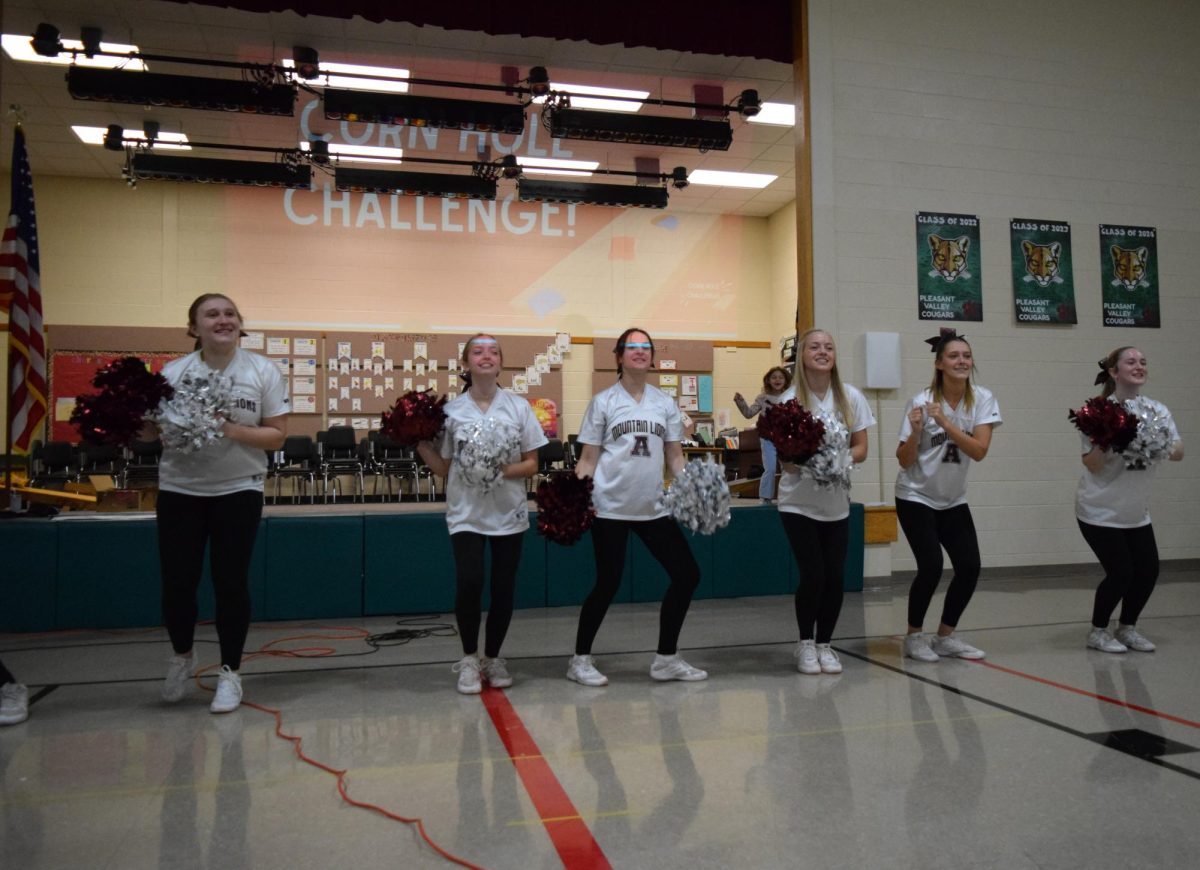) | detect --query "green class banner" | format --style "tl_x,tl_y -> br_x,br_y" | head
915,211 -> 982,321
1099,224 -> 1160,328
1009,218 -> 1076,324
